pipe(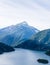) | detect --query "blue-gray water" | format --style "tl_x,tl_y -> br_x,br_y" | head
0,48 -> 50,65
